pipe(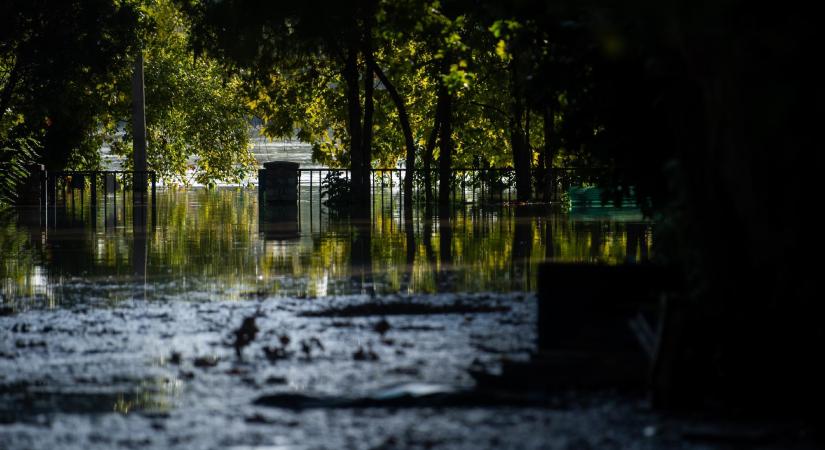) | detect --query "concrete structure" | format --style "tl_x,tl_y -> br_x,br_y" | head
258,161 -> 300,240
259,161 -> 299,204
